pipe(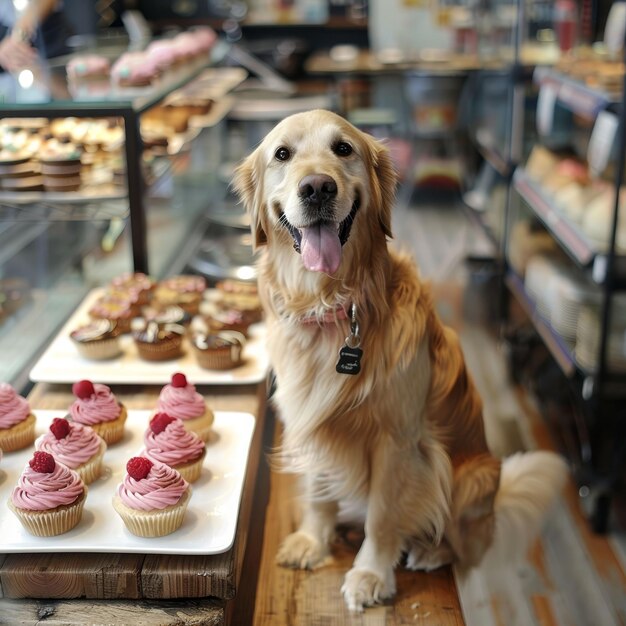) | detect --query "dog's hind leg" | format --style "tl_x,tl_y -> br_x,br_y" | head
406,454 -> 501,571
342,435 -> 453,612
276,473 -> 338,570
